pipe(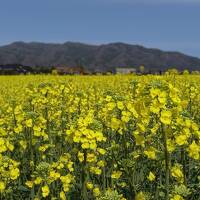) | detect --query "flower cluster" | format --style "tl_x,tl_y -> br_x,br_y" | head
0,74 -> 199,199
